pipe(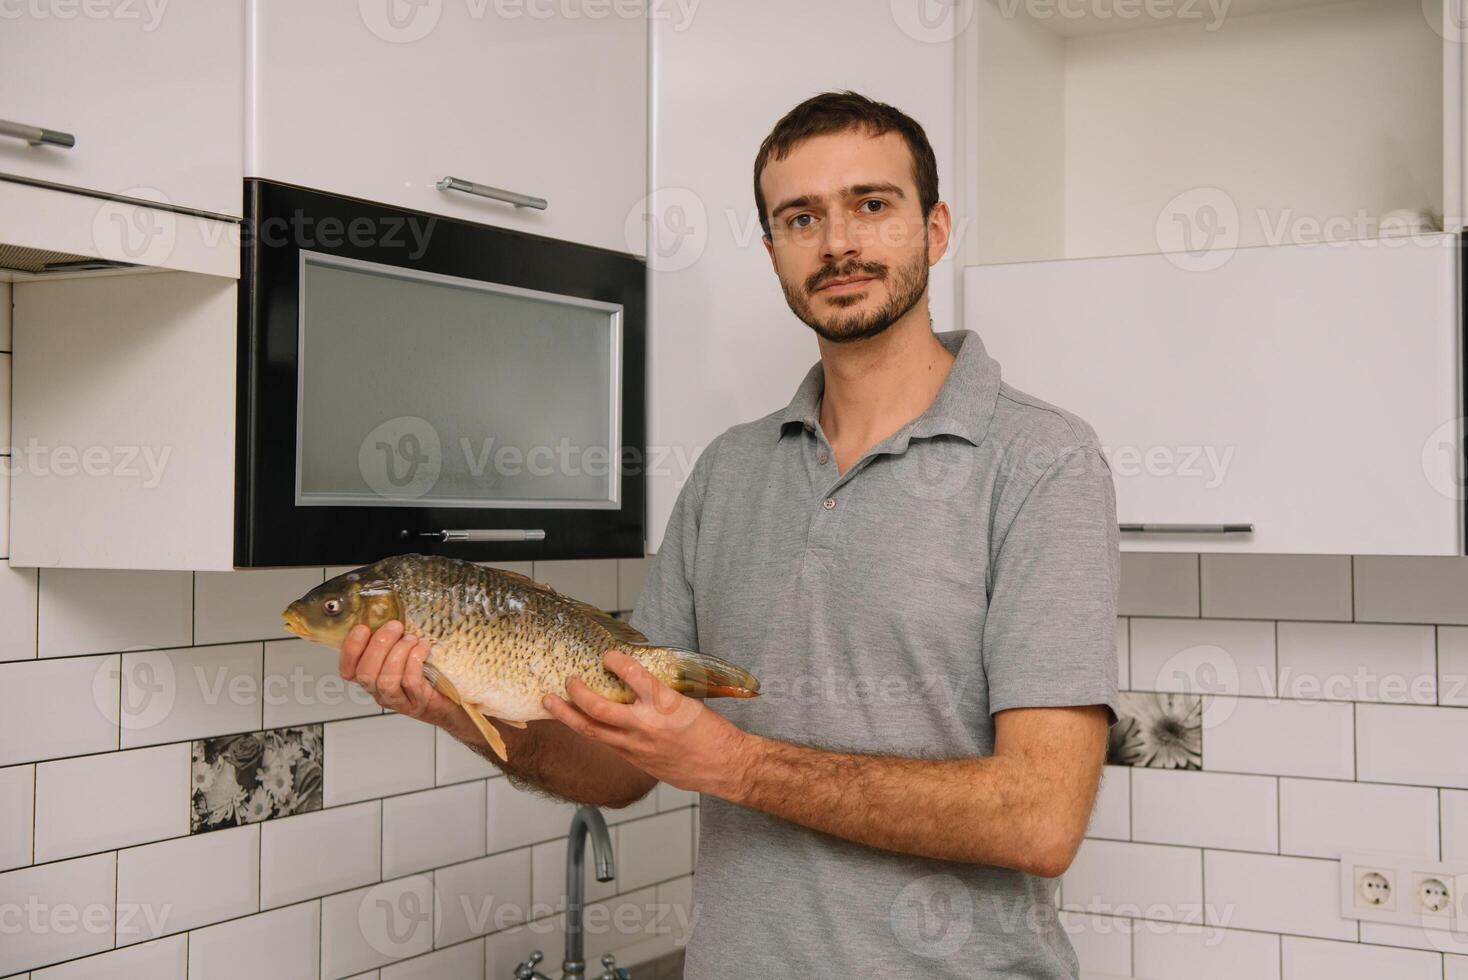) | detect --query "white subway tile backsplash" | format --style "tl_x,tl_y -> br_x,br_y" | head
187,901 -> 321,980
321,875 -> 434,980
580,884 -> 666,965
1133,924 -> 1281,980
383,782 -> 485,878
1059,911 -> 1132,977
195,568 -> 326,645
1201,555 -> 1352,621
119,644 -> 263,749
1086,766 -> 1129,841
31,935 -> 186,980
1355,557 -> 1468,626
0,853 -> 115,975
1276,622 -> 1436,704
0,764 -> 33,871
1203,851 -> 1355,941
1062,840 -> 1203,923
1356,703 -> 1468,789
116,824 -> 260,943
1131,618 -> 1276,697
1440,626 -> 1468,707
604,788 -> 658,824
1201,696 -> 1355,779
484,921 -> 563,980
654,875 -> 693,949
1280,935 -> 1442,980
616,557 -> 652,613
1278,778 -> 1439,859
530,560 -> 617,611
263,638 -> 380,729
1119,554 -> 1199,617
654,782 -> 695,812
380,940 -> 484,980
486,778 -> 576,853
1131,769 -> 1277,852
1359,921 -> 1468,956
530,829 -> 620,912
1450,954 -> 1468,980
435,729 -> 489,786
0,562 -> 38,662
324,714 -> 435,806
0,655 -> 118,766
1444,790 -> 1468,861
34,744 -> 189,862
599,811 -> 692,894
433,848 -> 531,948
37,568 -> 190,658
261,800 -> 382,909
